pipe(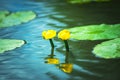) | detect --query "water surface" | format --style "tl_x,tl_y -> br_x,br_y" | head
0,0 -> 120,80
